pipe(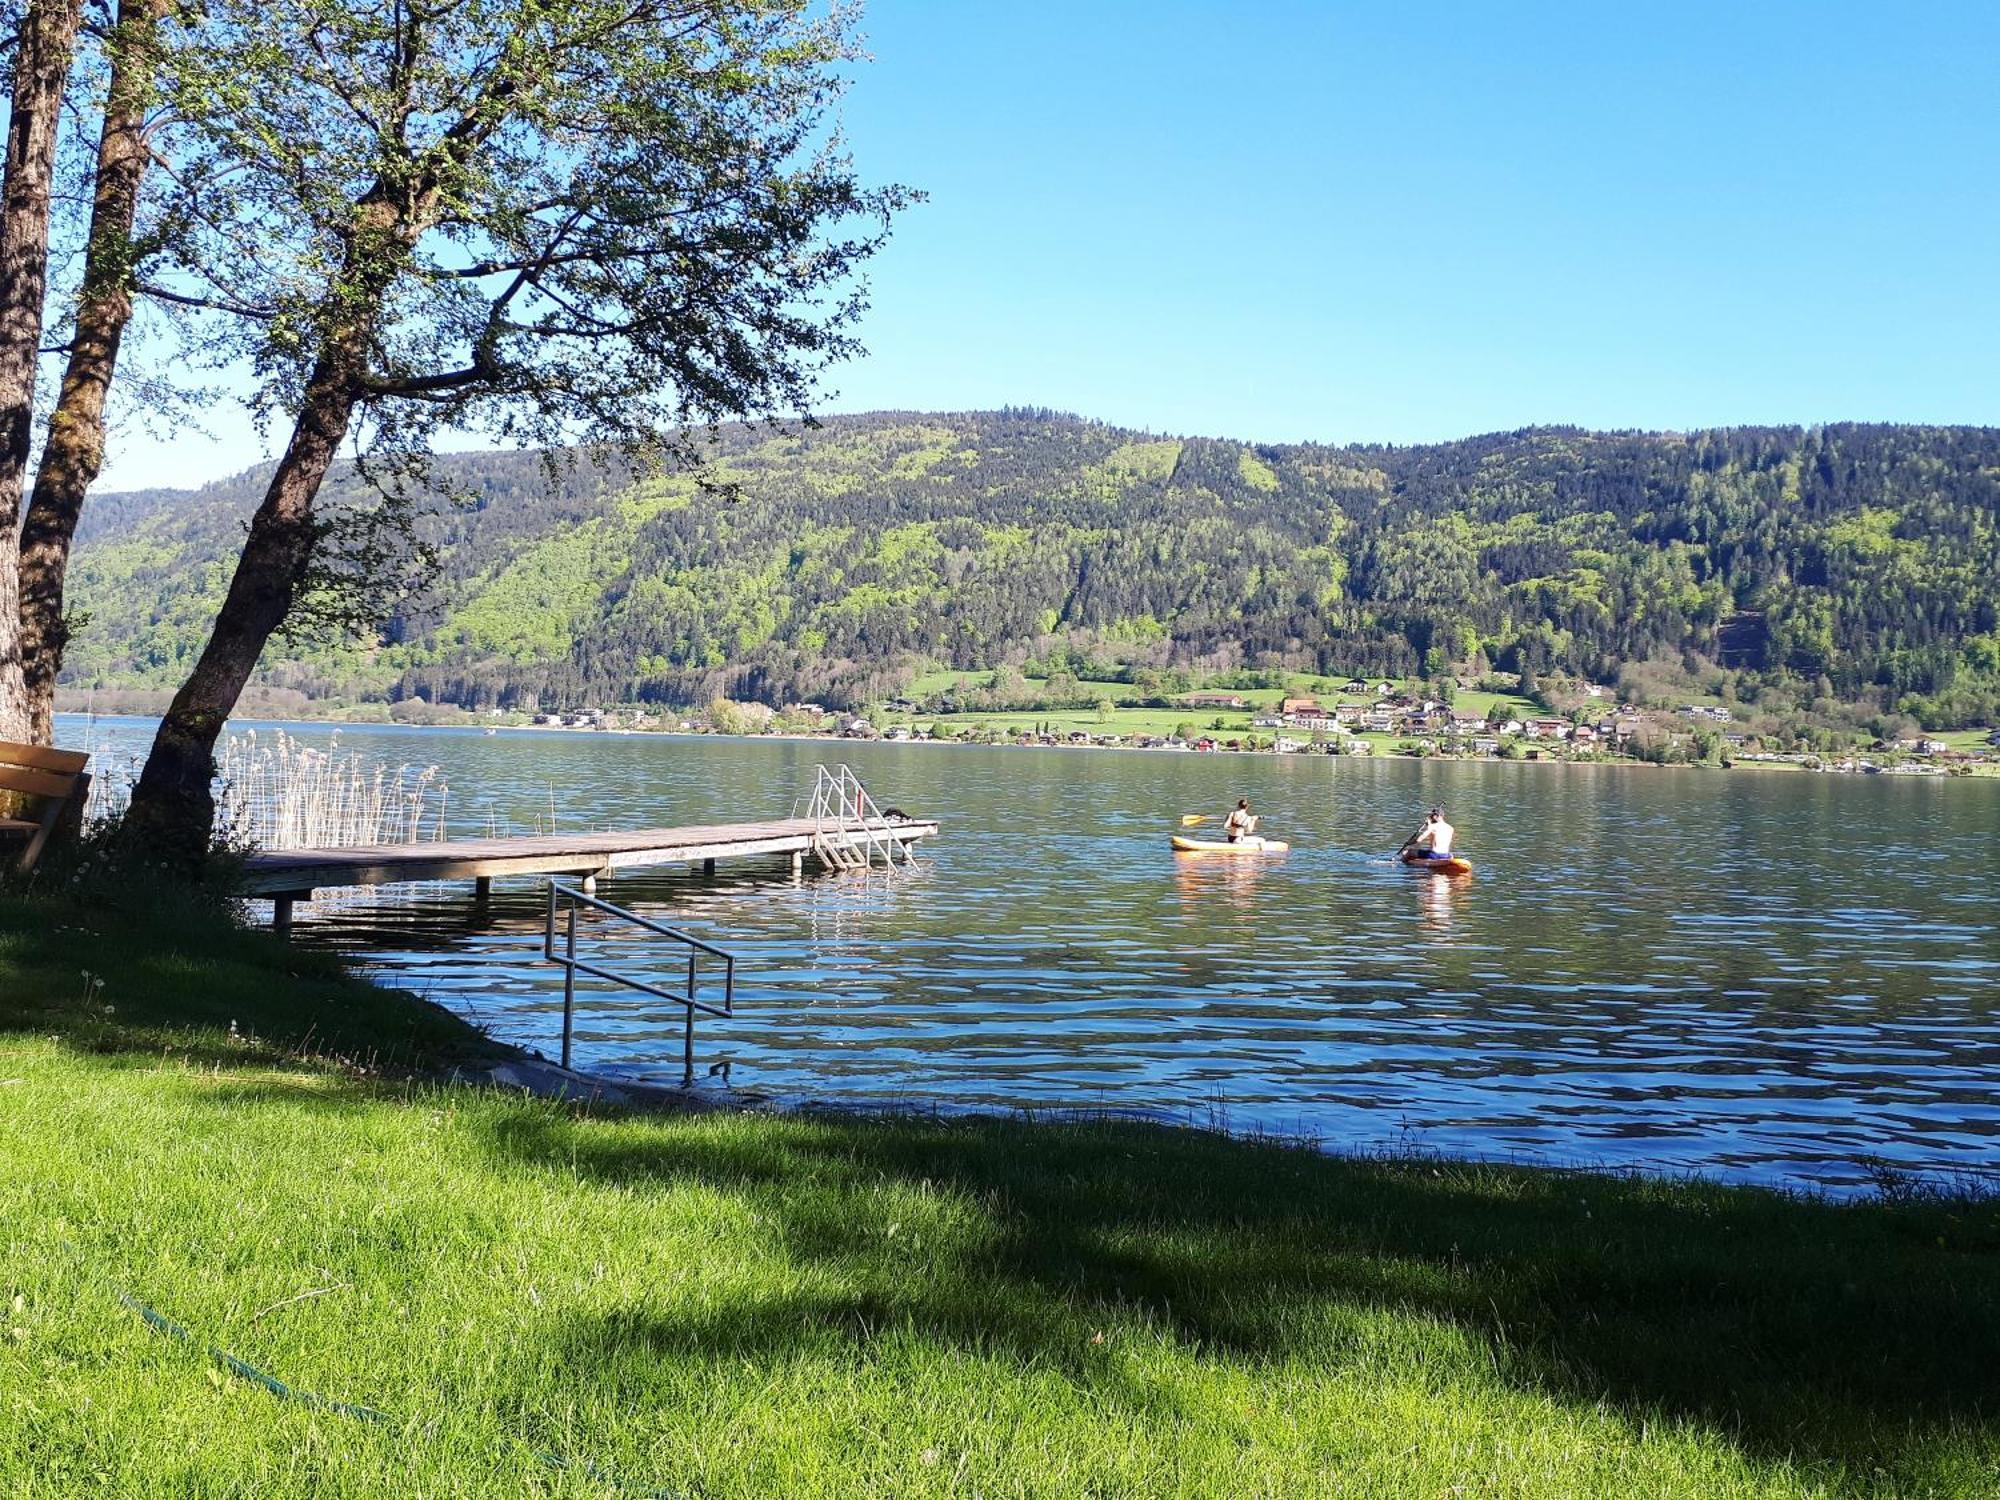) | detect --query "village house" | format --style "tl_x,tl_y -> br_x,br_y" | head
1526,717 -> 1572,740
1472,736 -> 1501,755
1446,710 -> 1487,736
1280,697 -> 1322,717
1342,679 -> 1370,694
1334,703 -> 1367,726
1185,691 -> 1247,709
